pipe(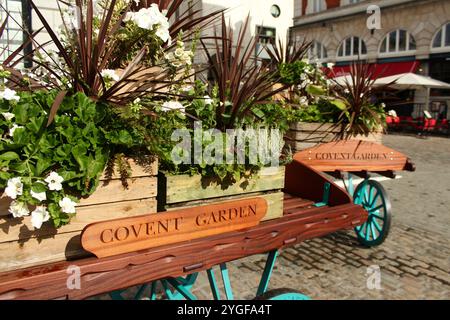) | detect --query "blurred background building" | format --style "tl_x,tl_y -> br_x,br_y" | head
291,0 -> 450,118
